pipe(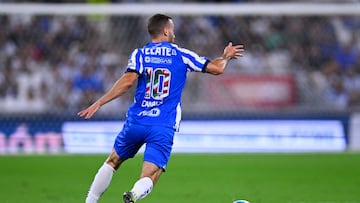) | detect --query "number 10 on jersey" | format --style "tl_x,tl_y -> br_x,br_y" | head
145,67 -> 171,100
